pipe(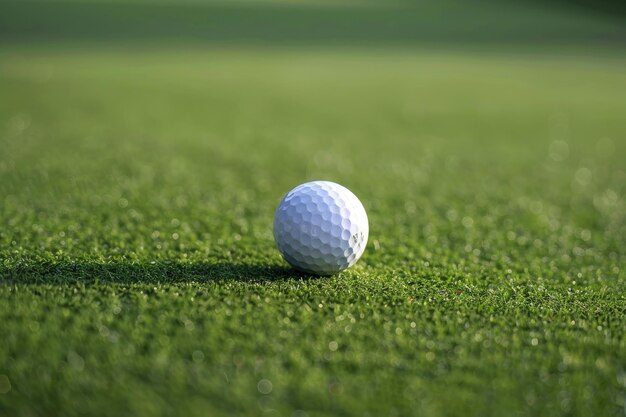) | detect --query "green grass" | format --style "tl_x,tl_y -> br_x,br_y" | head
1,29 -> 626,417
2,0 -> 625,46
